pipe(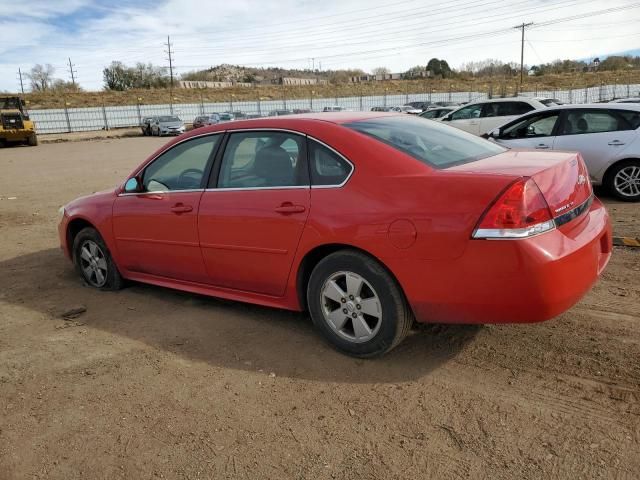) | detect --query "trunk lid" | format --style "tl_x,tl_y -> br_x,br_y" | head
448,149 -> 592,219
